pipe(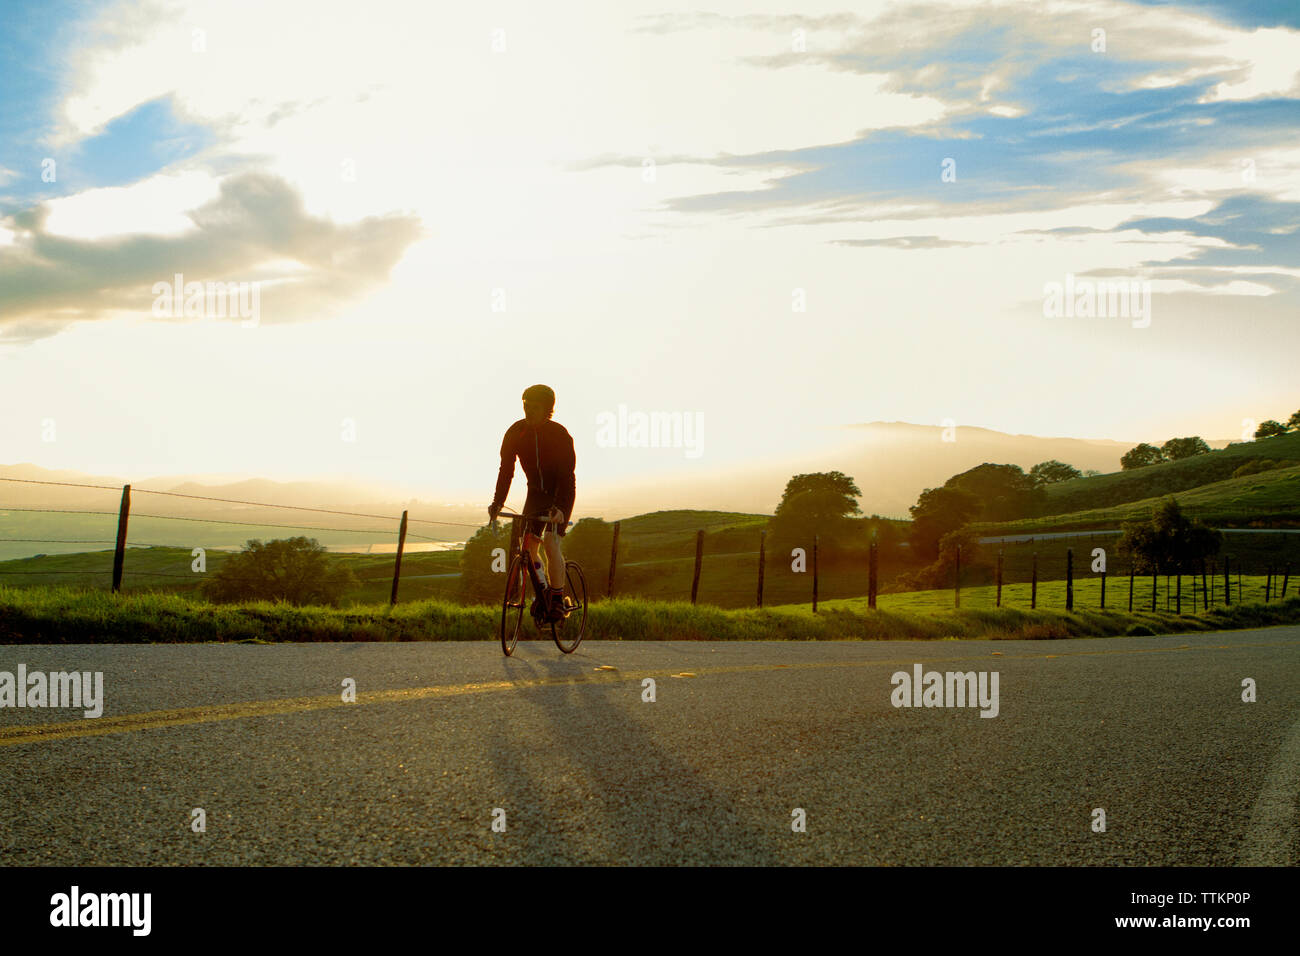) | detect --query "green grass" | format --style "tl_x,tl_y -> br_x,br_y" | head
977,464 -> 1300,534
1033,431 -> 1300,519
3,584 -> 1297,645
0,546 -> 464,604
